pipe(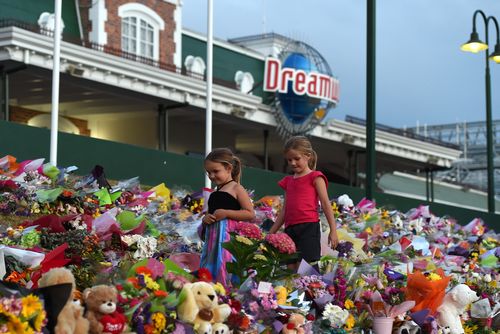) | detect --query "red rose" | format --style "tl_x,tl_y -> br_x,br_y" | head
197,268 -> 213,282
